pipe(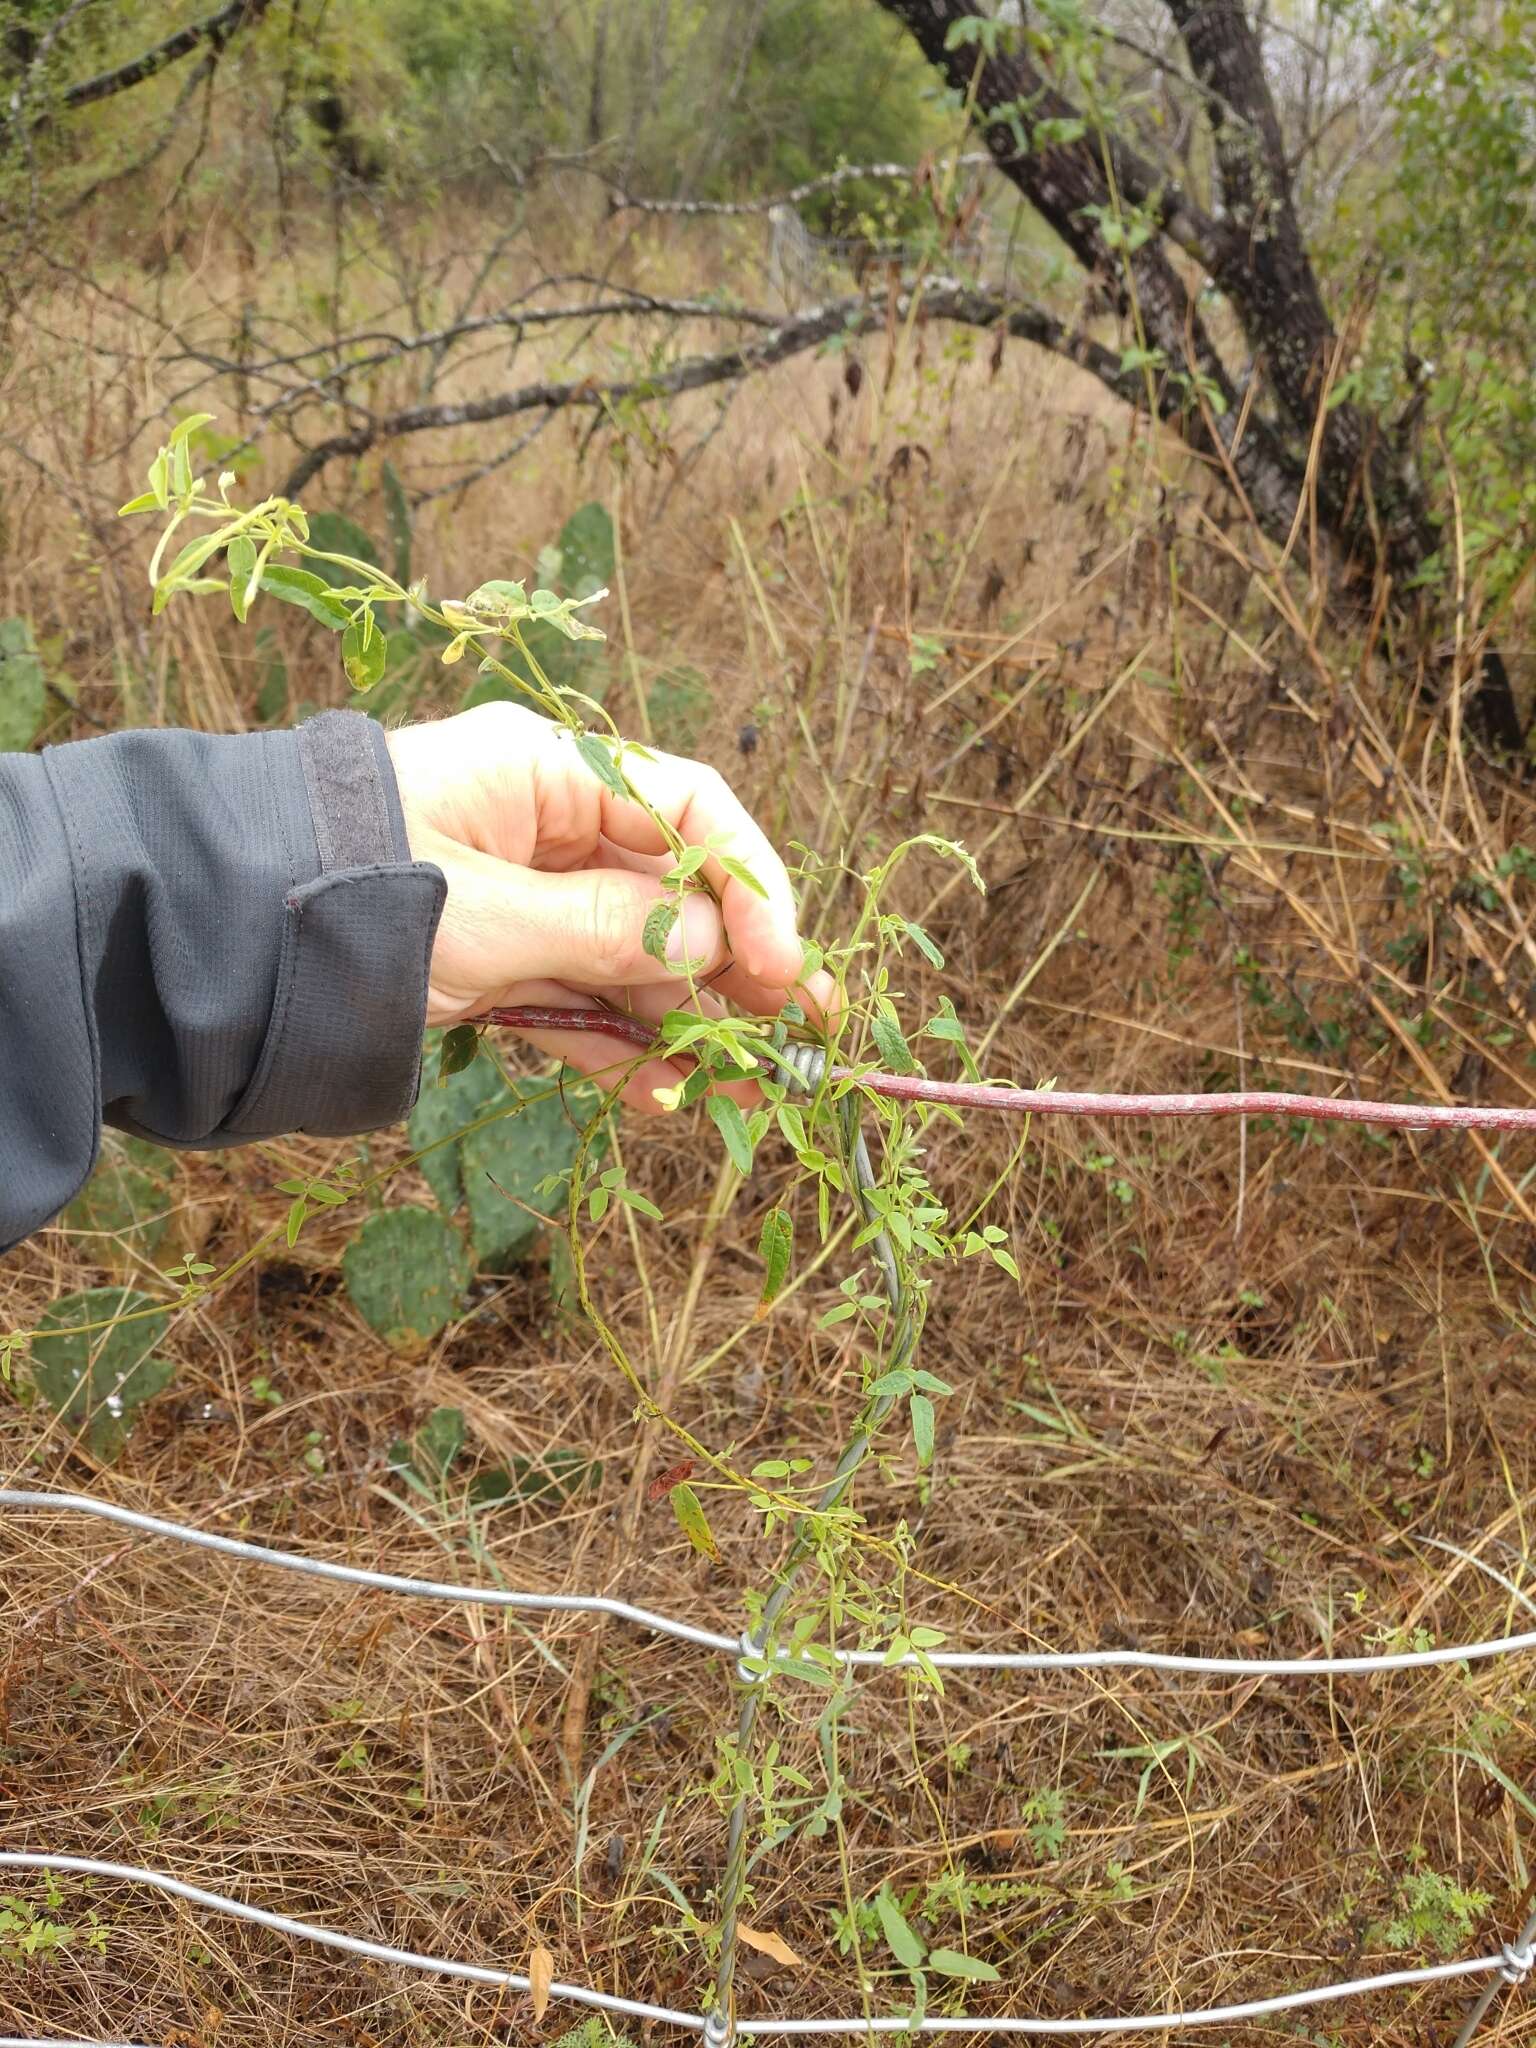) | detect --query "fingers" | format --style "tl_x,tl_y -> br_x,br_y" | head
433,839 -> 732,993
703,961 -> 844,1035
398,710 -> 818,1013
590,743 -> 806,990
